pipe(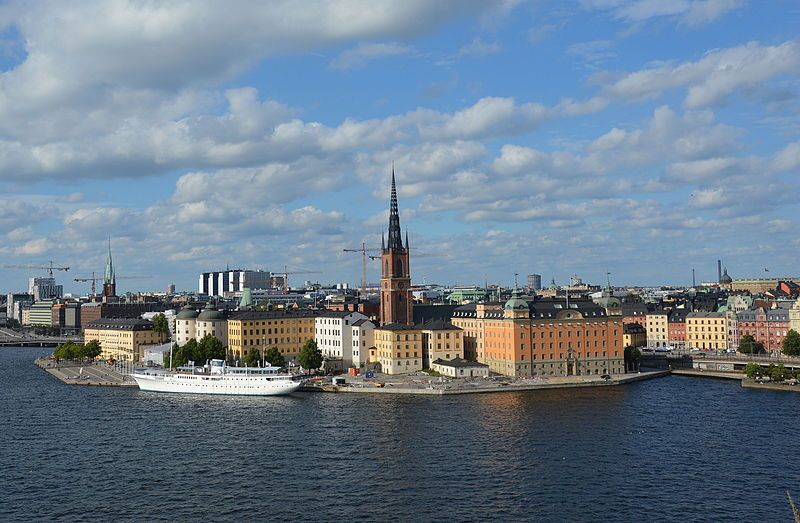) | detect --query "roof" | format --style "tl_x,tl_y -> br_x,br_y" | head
687,311 -> 724,318
431,357 -> 489,369
86,318 -> 154,331
623,323 -> 646,334
229,309 -> 318,321
415,319 -> 461,331
176,305 -> 198,319
377,322 -> 419,331
351,318 -> 374,327
197,304 -> 226,321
